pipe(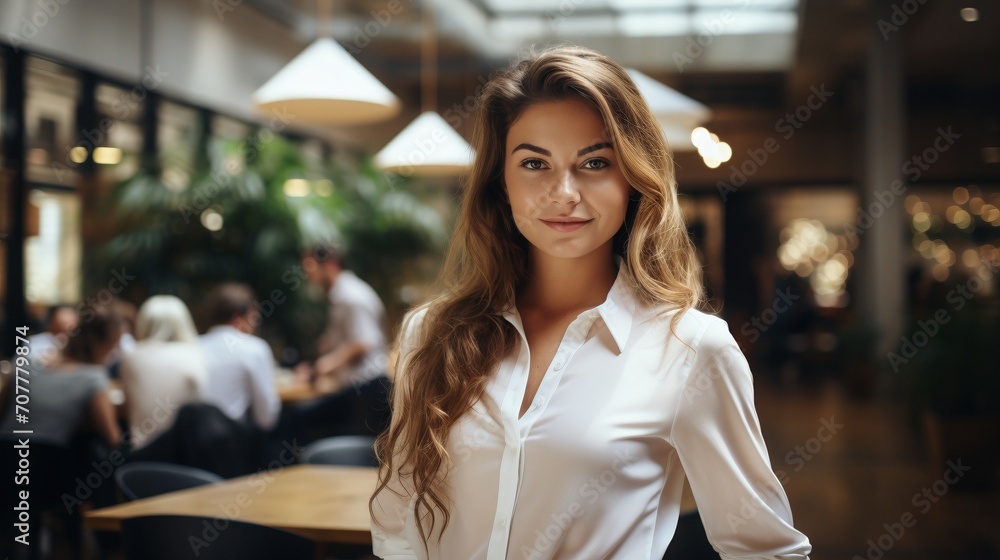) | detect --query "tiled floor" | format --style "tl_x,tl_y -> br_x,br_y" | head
755,379 -> 1000,560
